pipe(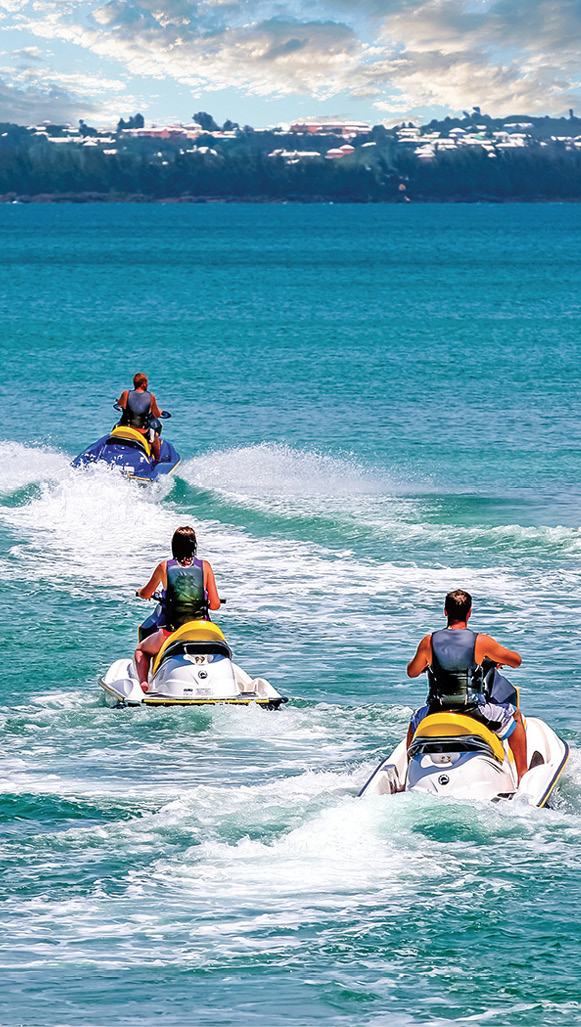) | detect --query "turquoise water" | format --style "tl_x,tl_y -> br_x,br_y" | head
1,203 -> 581,1025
